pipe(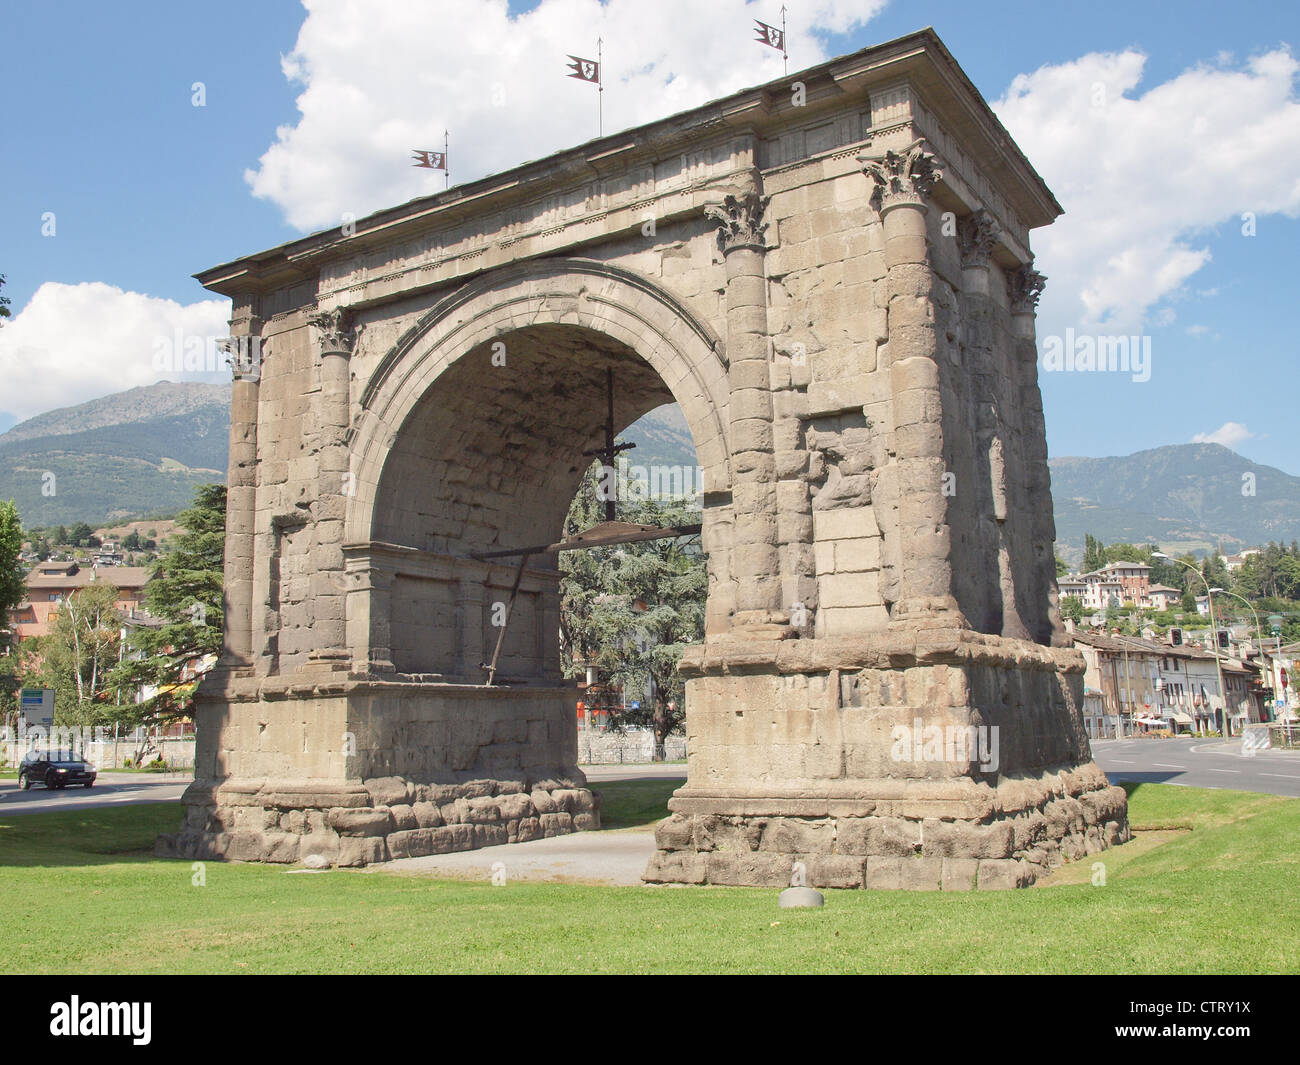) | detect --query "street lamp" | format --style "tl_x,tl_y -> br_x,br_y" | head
1211,587 -> 1265,724
1269,614 -> 1286,717
1153,552 -> 1231,741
